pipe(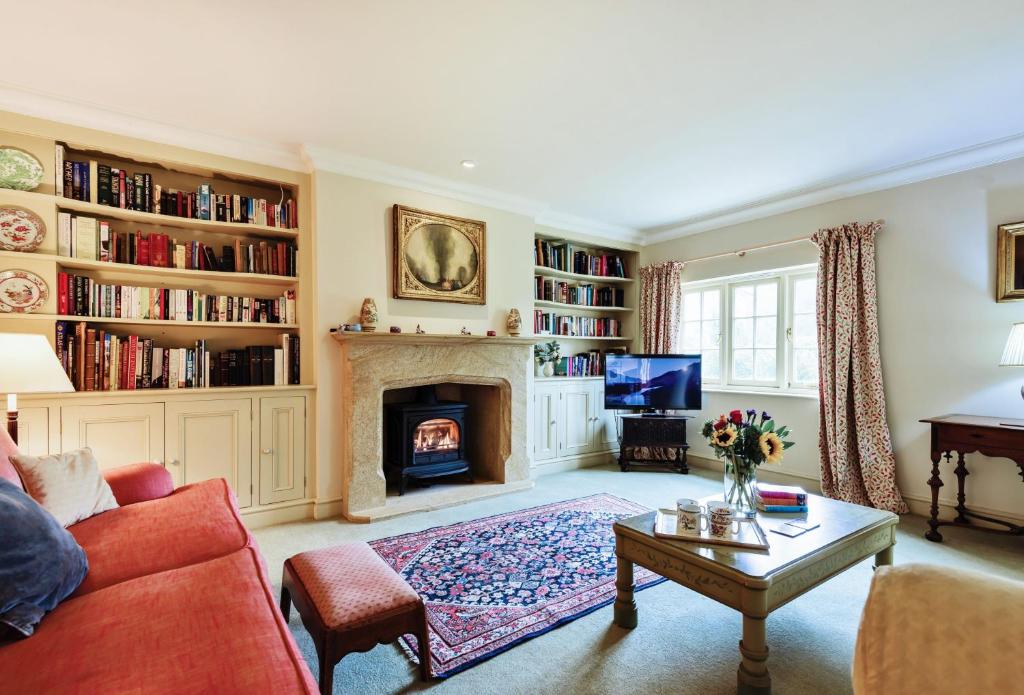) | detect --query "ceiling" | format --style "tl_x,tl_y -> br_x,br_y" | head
4,1 -> 1024,242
